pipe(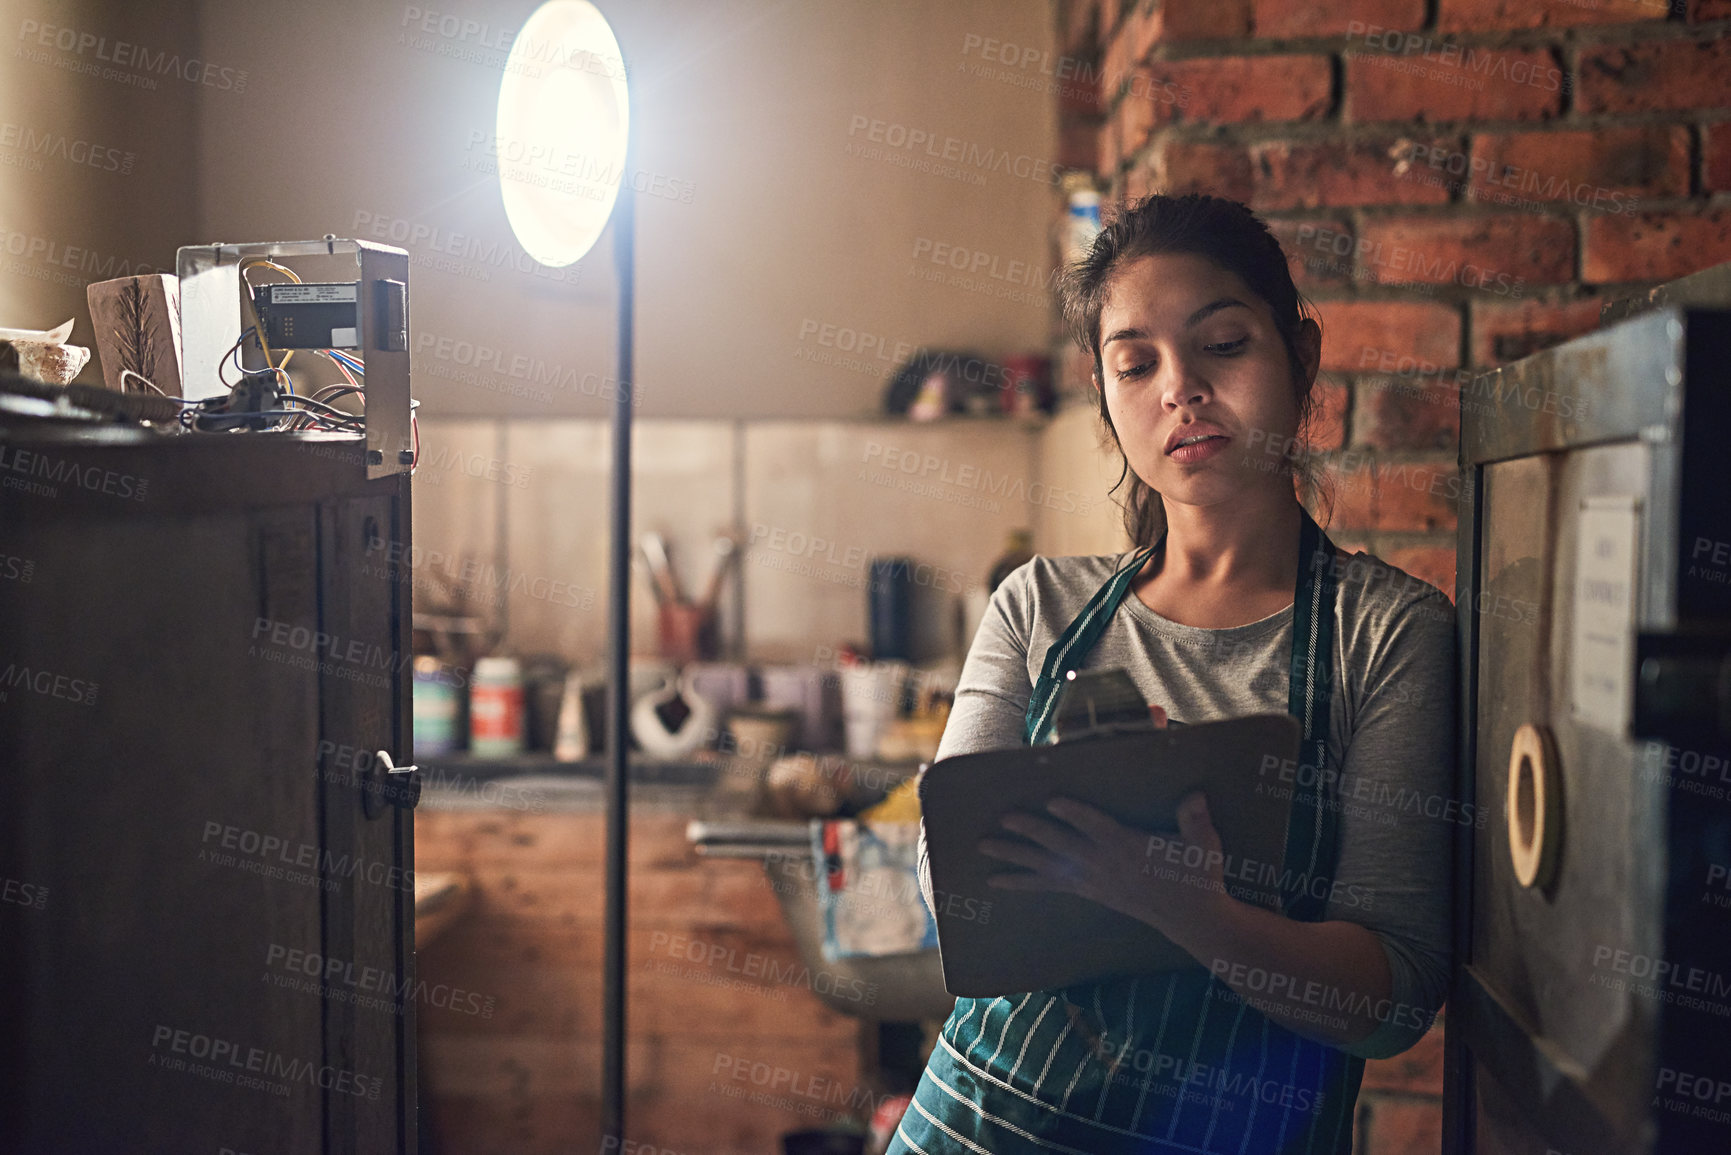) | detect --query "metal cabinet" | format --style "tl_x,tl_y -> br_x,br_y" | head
0,422 -> 418,1154
1446,272 -> 1731,1154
